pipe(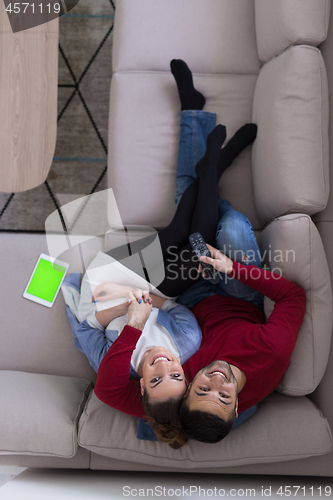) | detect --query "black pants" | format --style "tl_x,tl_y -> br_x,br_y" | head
107,128 -> 246,296
108,171 -> 219,297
